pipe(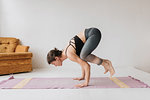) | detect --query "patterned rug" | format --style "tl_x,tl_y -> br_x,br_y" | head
0,76 -> 149,89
